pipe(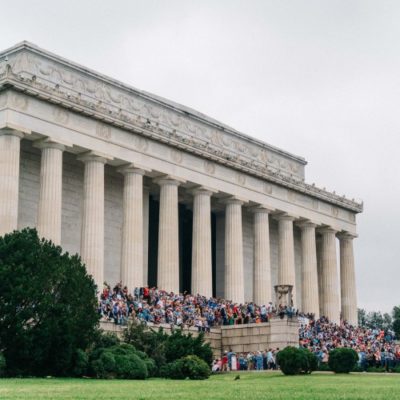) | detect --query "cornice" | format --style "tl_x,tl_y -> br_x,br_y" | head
0,42 -> 363,214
